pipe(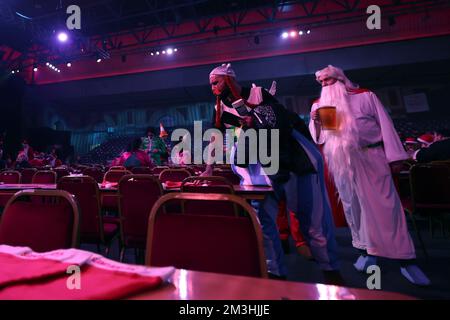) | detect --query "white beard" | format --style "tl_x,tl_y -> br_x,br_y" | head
319,81 -> 359,189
